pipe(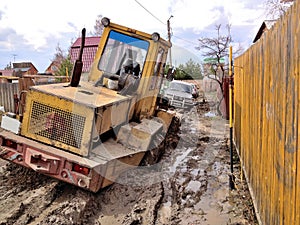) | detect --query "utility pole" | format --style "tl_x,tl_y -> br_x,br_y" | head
12,54 -> 17,62
167,15 -> 173,67
229,46 -> 235,190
